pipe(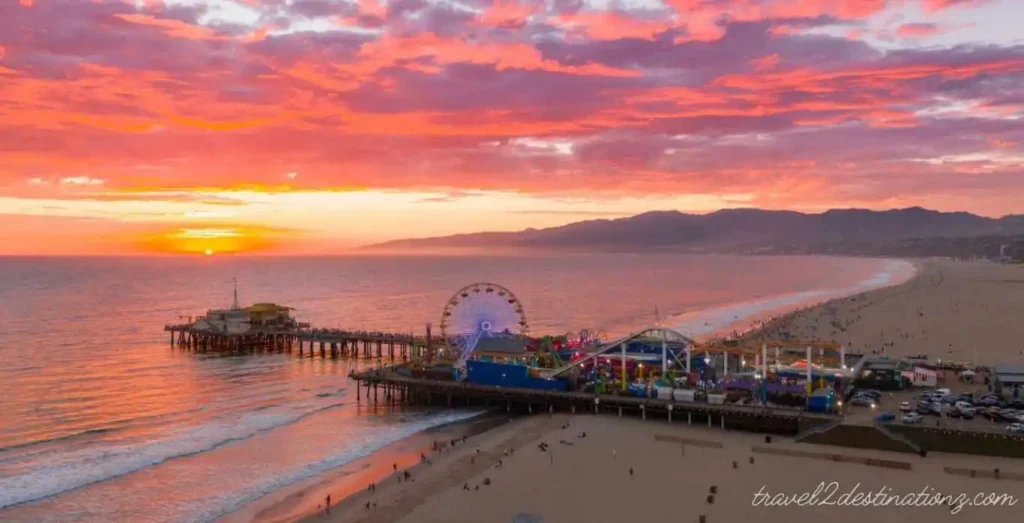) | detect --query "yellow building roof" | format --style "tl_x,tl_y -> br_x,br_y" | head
246,303 -> 294,312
